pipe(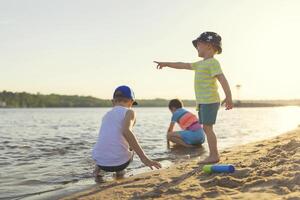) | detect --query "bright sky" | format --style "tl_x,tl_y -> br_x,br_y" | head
1,0 -> 300,100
